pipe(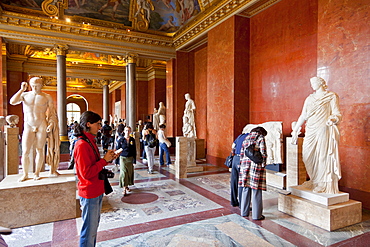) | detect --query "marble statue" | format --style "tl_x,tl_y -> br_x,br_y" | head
153,102 -> 166,130
9,77 -> 57,182
183,93 -> 197,137
243,121 -> 283,165
291,76 -> 342,194
45,108 -> 60,177
5,115 -> 19,128
152,107 -> 159,130
182,116 -> 194,138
